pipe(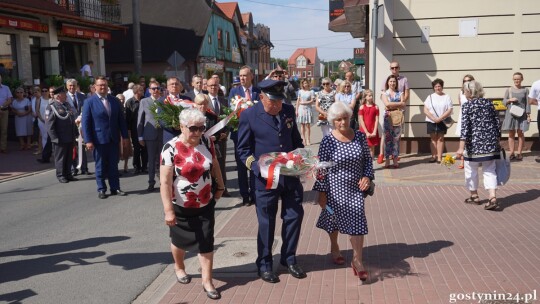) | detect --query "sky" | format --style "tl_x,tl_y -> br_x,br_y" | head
234,0 -> 365,62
